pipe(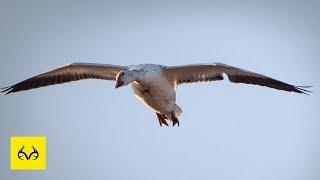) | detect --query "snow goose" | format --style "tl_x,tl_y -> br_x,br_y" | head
1,62 -> 311,126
